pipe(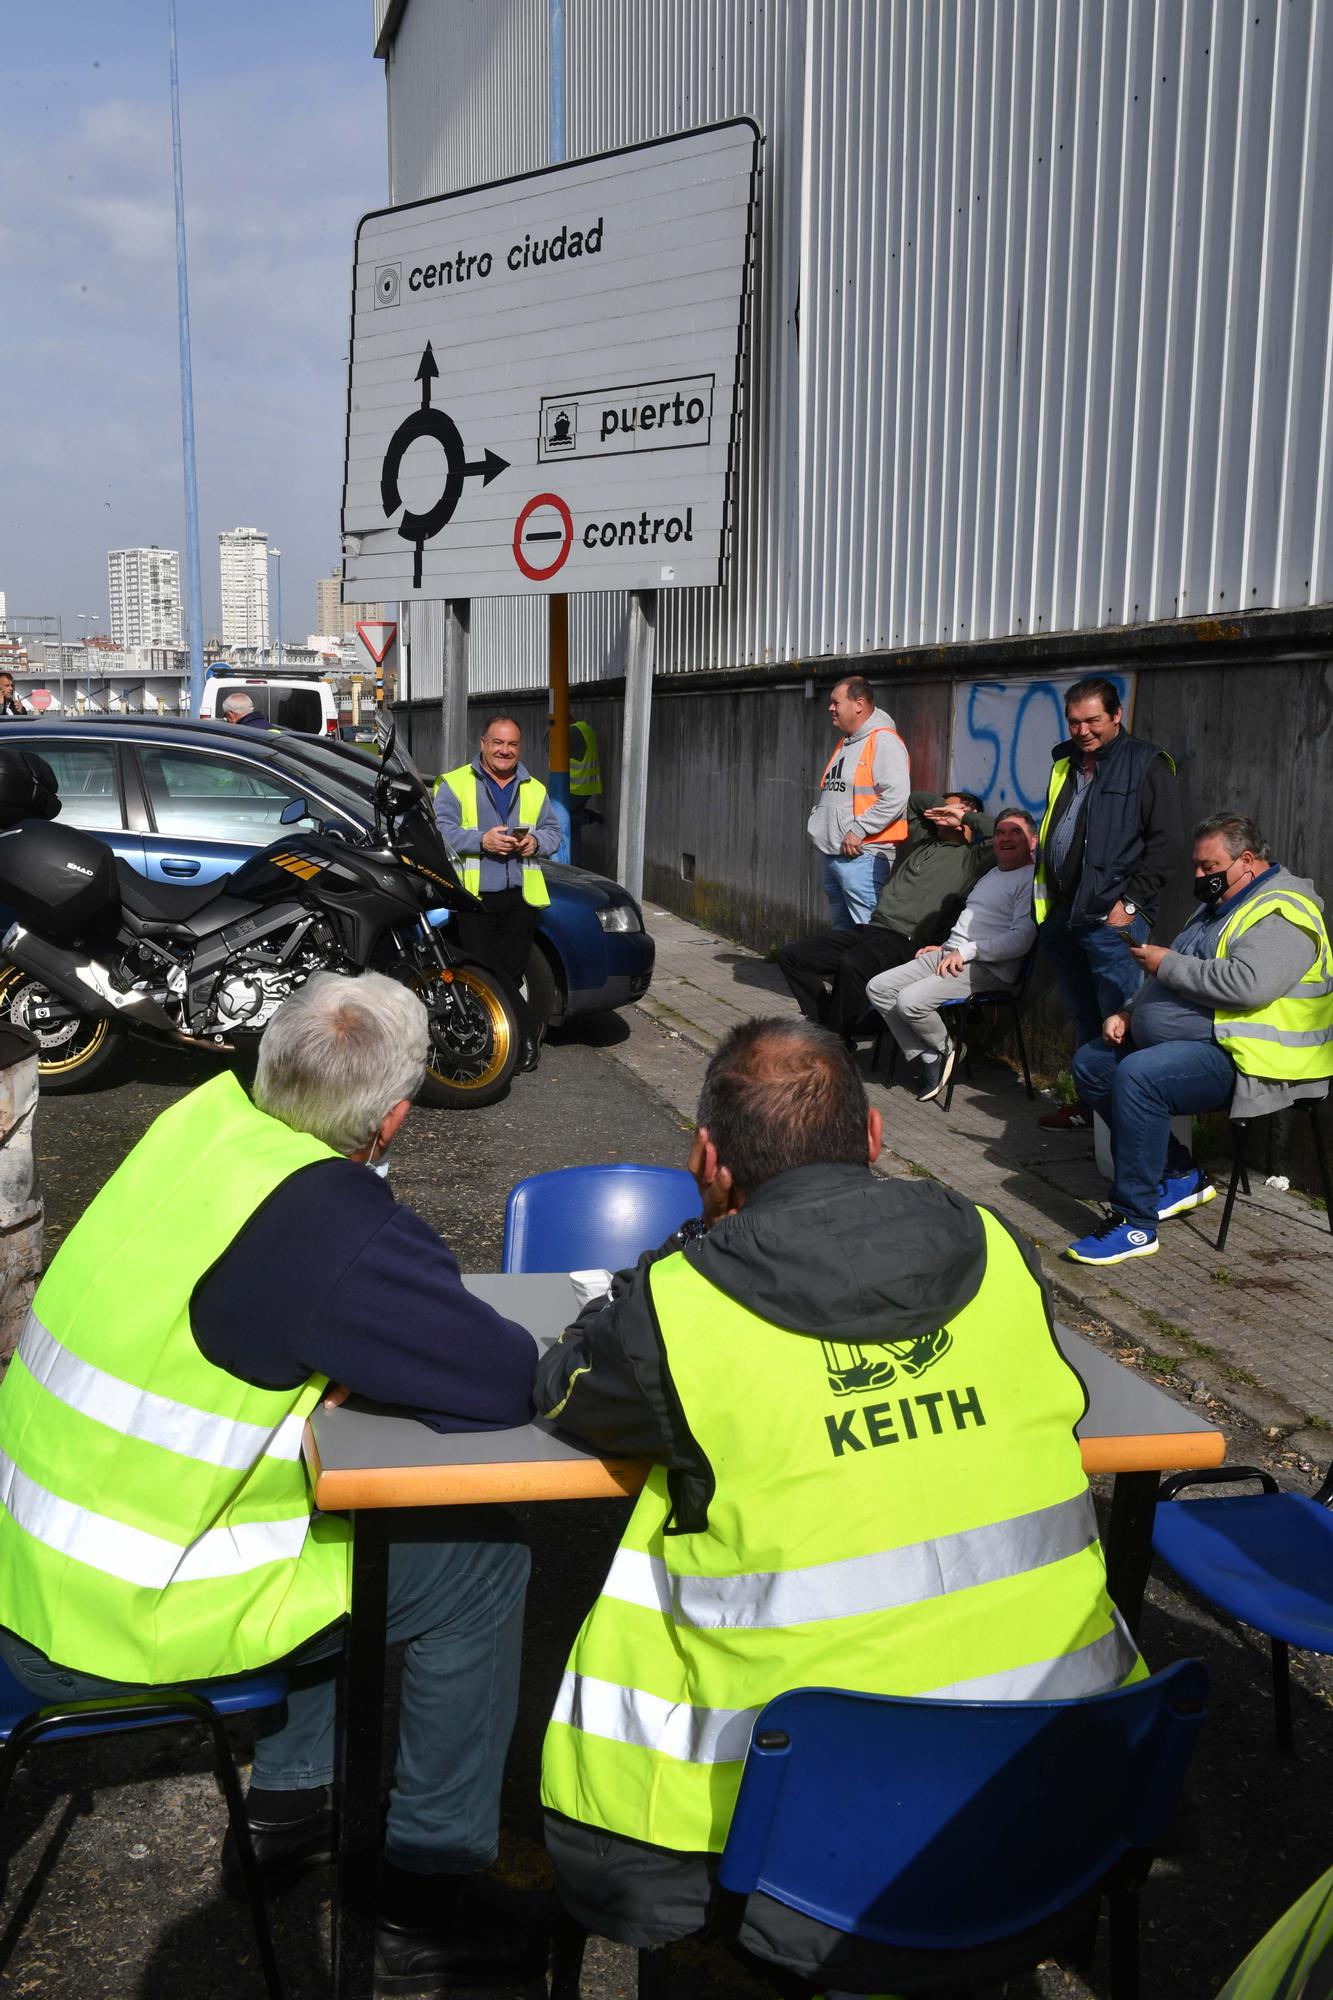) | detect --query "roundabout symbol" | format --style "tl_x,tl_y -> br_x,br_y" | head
380,342 -> 509,587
